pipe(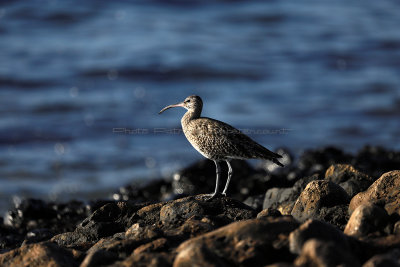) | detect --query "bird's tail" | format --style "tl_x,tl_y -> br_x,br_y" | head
266,150 -> 284,167
252,143 -> 284,167
272,158 -> 284,167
